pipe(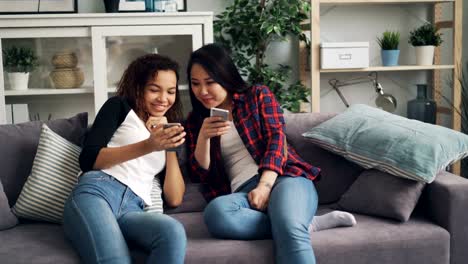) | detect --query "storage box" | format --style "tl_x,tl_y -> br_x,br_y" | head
320,42 -> 369,69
